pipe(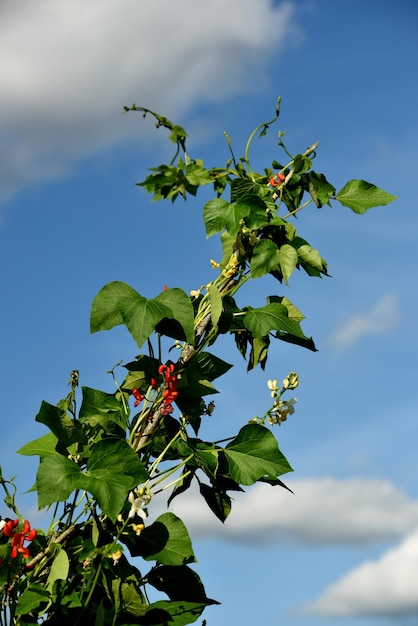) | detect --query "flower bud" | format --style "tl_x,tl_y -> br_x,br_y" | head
283,372 -> 299,390
267,379 -> 279,398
